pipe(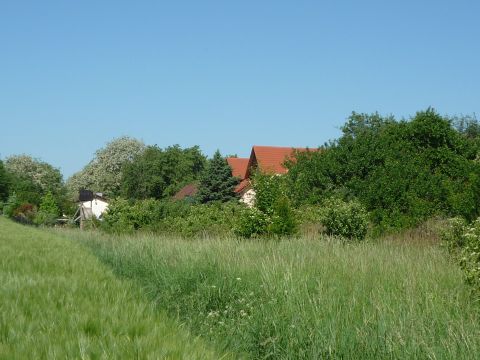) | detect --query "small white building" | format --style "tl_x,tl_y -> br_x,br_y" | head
78,192 -> 109,220
239,188 -> 256,207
